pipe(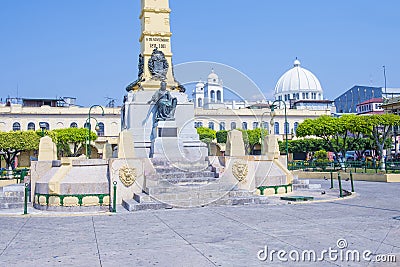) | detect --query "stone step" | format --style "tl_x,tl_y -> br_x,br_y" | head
154,166 -> 213,173
149,171 -> 216,179
122,199 -> 171,212
146,191 -> 232,202
0,202 -> 24,209
159,177 -> 219,185
133,192 -> 153,203
144,183 -> 238,195
1,191 -> 25,198
292,179 -> 310,185
0,196 -> 24,203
